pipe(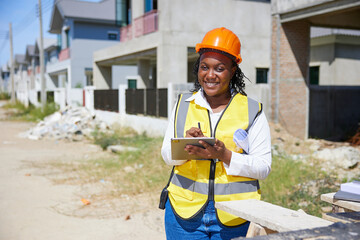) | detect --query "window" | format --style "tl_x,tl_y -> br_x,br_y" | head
256,68 -> 268,84
85,68 -> 93,86
128,79 -> 137,89
65,29 -> 70,48
309,66 -> 319,85
57,34 -> 62,48
145,0 -> 157,12
108,32 -> 118,40
116,0 -> 131,26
